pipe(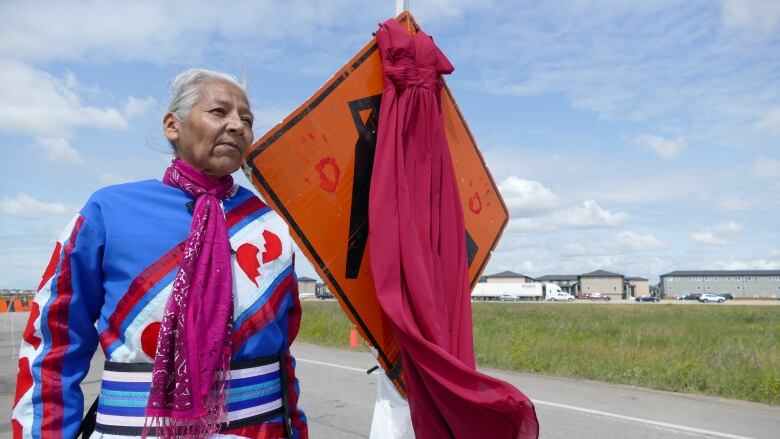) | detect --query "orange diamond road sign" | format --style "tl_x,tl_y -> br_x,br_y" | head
243,12 -> 508,388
